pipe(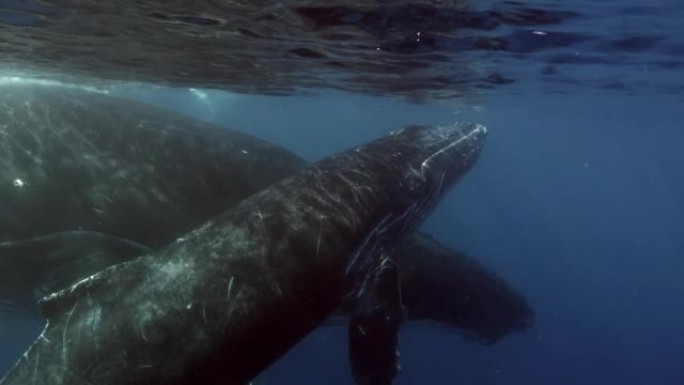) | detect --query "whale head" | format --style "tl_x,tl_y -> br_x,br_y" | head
339,121 -> 487,276
395,121 -> 487,209
371,121 -> 487,236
